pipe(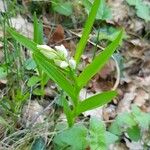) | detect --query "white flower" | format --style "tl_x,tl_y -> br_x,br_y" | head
37,45 -> 57,59
55,44 -> 68,58
69,58 -> 76,69
54,60 -> 69,68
